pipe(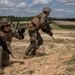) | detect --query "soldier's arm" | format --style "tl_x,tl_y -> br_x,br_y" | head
46,23 -> 52,30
